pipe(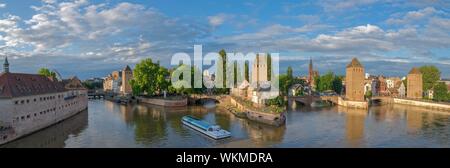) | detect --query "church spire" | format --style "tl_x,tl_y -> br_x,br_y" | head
3,56 -> 9,73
